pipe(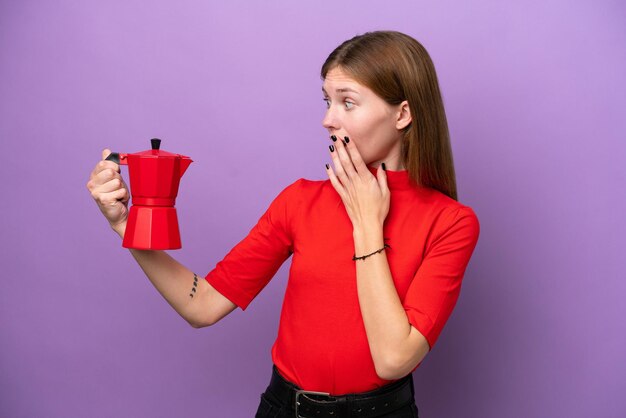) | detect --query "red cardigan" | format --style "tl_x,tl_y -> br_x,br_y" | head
205,165 -> 480,395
